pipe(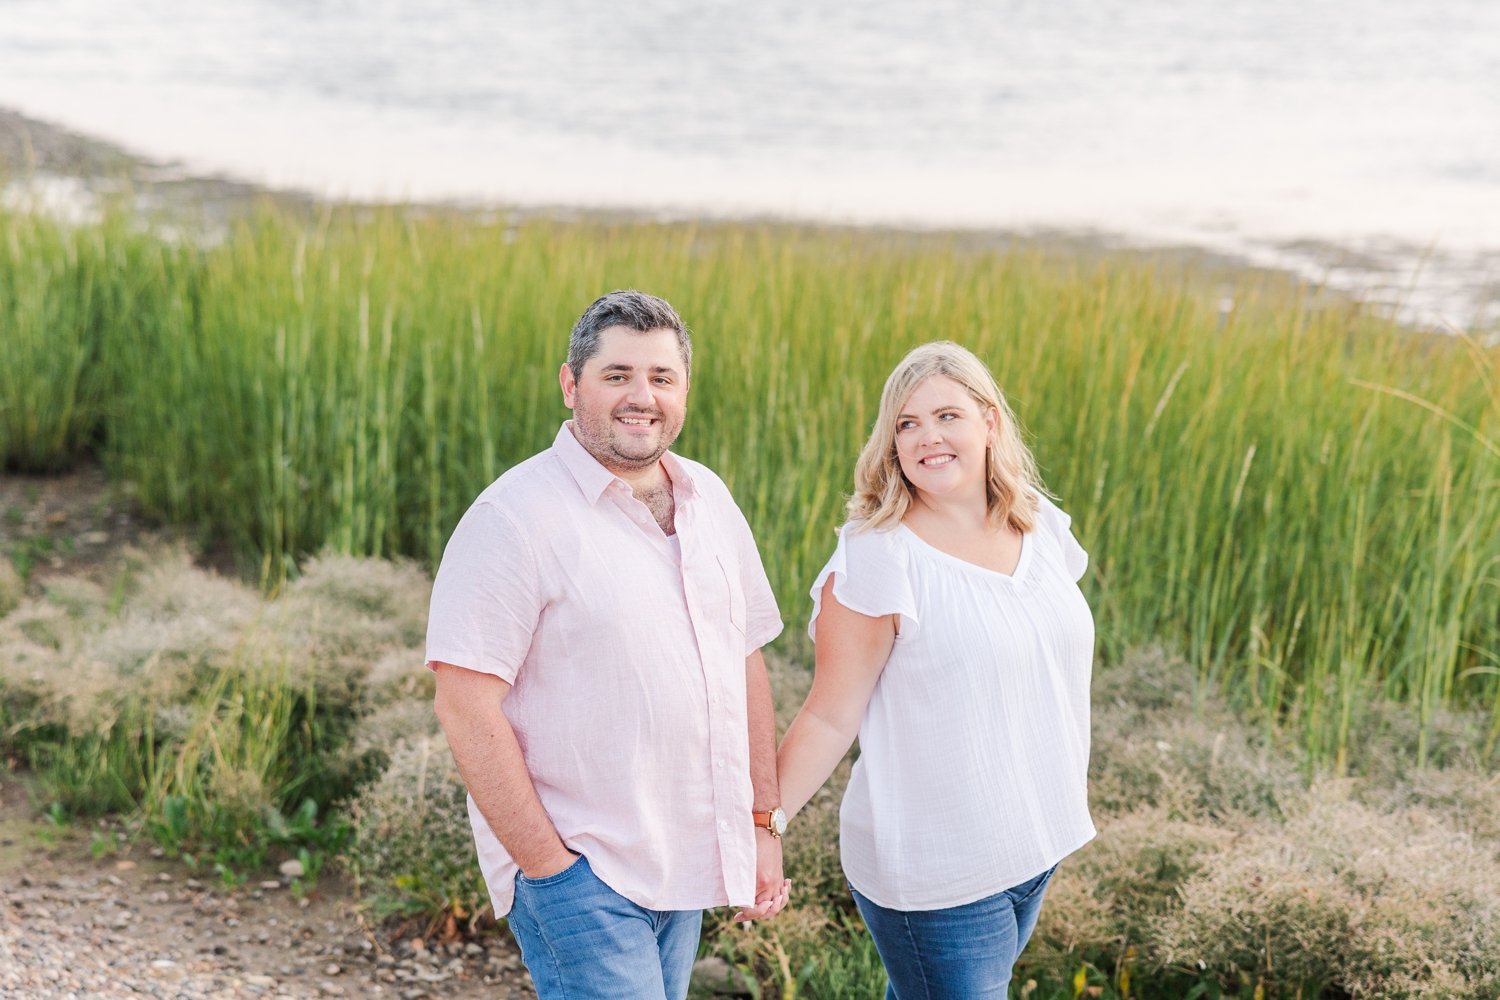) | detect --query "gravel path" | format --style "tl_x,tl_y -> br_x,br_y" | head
0,779 -> 535,1000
